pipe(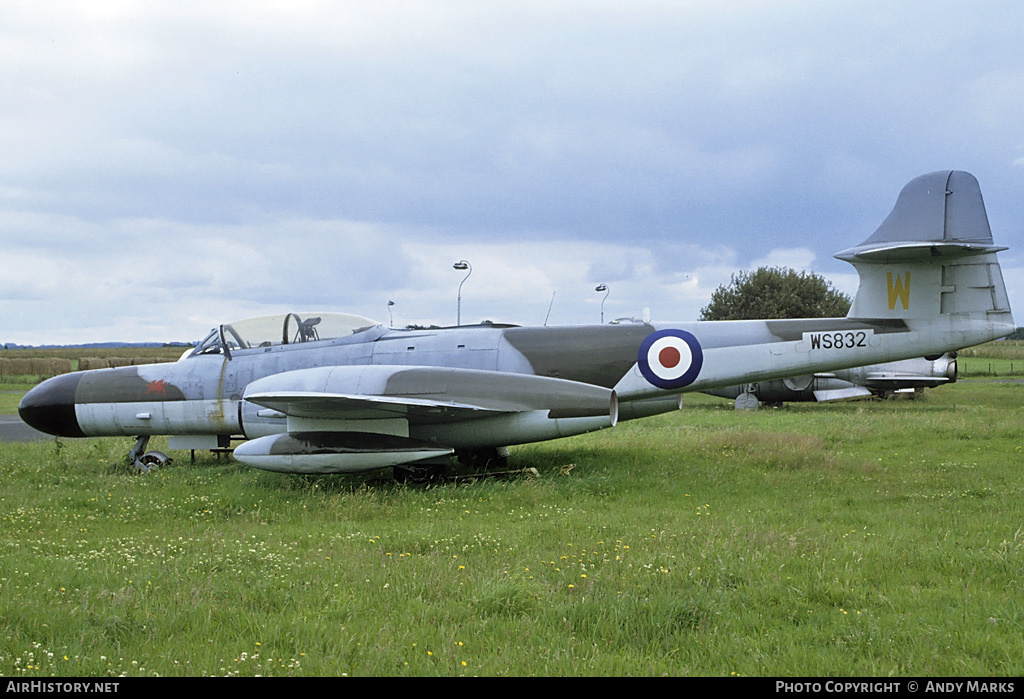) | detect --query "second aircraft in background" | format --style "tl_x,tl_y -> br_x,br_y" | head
704,353 -> 958,409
